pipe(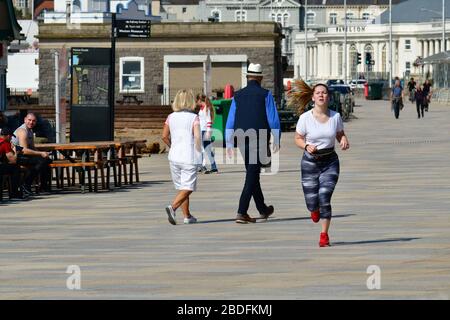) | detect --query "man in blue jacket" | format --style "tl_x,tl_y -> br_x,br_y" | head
225,63 -> 281,224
